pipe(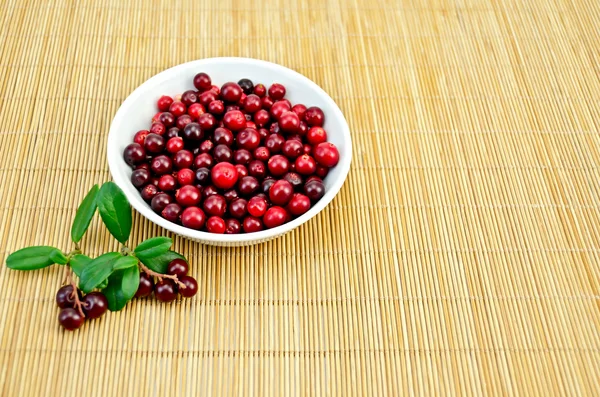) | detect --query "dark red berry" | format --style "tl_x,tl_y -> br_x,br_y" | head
214,127 -> 234,146
265,134 -> 285,153
150,122 -> 166,136
254,146 -> 270,161
198,113 -> 217,131
206,216 -> 226,233
56,285 -> 79,309
199,90 -> 218,107
151,193 -> 173,213
199,140 -> 214,154
238,176 -> 260,196
155,280 -> 178,302
169,101 -> 186,117
213,144 -> 233,162
174,150 -> 194,169
195,167 -> 211,185
176,114 -> 193,130
307,127 -> 327,145
157,174 -> 176,191
243,216 -> 264,233
283,172 -> 303,191
243,94 -> 262,113
253,109 -> 270,127
208,99 -> 225,115
279,111 -> 300,133
194,153 -> 213,169
141,184 -> 159,201
187,103 -> 205,120
177,168 -> 196,186
263,206 -> 288,229
166,137 -> 184,154
223,189 -> 239,203
261,96 -> 274,110
157,95 -> 174,112
223,110 -> 247,131
291,104 -> 307,120
193,72 -> 212,91
261,177 -> 276,194
167,258 -> 188,277
181,206 -> 206,229
235,164 -> 249,177
136,272 -> 154,297
151,155 -> 173,175
316,165 -> 329,178
59,308 -> 84,331
123,143 -> 146,166
304,180 -> 325,202
159,112 -> 175,127
247,196 -> 268,217
268,155 -> 290,176
254,83 -> 266,97
181,90 -> 197,106
162,202 -> 183,223
131,169 -> 150,188
298,121 -> 309,136
225,218 -> 242,234
183,122 -> 204,141
248,160 -> 266,179
144,133 -> 165,153
229,198 -> 248,218
179,276 -> 198,297
282,139 -> 304,159
82,292 -> 108,319
270,101 -> 291,121
134,130 -> 150,145
314,142 -> 340,167
304,106 -> 325,127
221,82 -> 243,103
295,155 -> 317,176
211,162 -> 238,189
176,185 -> 201,207
233,149 -> 252,165
166,127 -> 180,139
269,180 -> 294,206
287,193 -> 311,216
268,83 -> 286,100
237,128 -> 261,150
